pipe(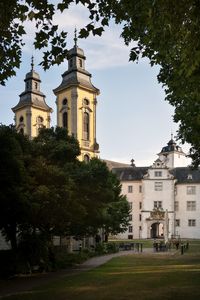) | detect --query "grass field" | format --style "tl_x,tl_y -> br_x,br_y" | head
2,240 -> 200,300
